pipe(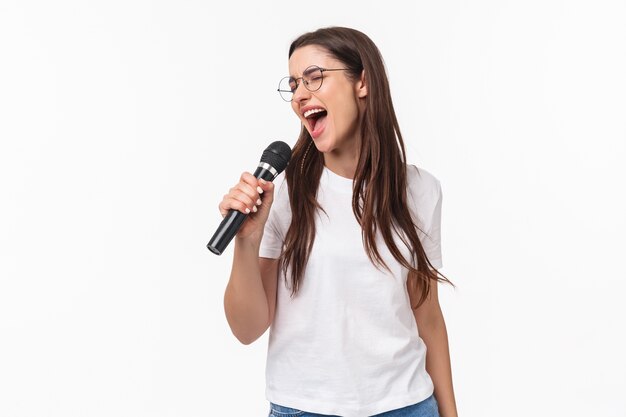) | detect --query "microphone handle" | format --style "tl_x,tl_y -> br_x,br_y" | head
207,166 -> 278,255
